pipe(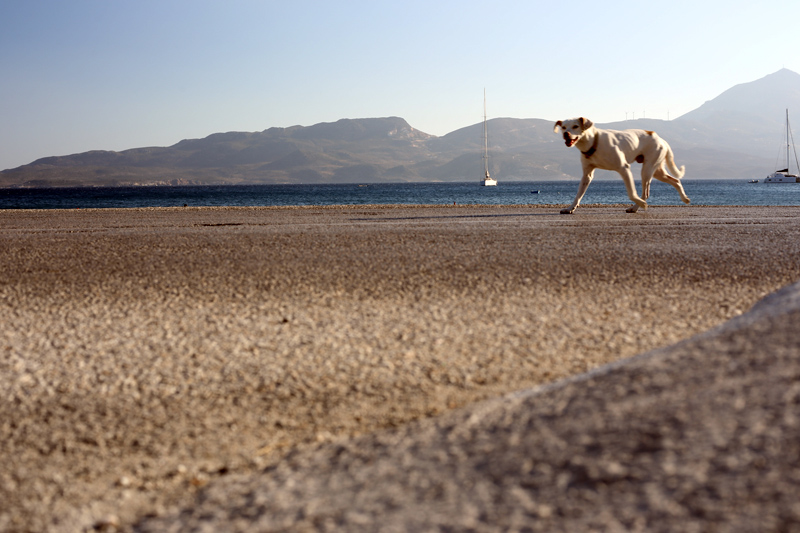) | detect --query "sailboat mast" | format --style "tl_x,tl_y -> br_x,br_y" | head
787,109 -> 800,175
483,89 -> 489,175
787,108 -> 791,171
